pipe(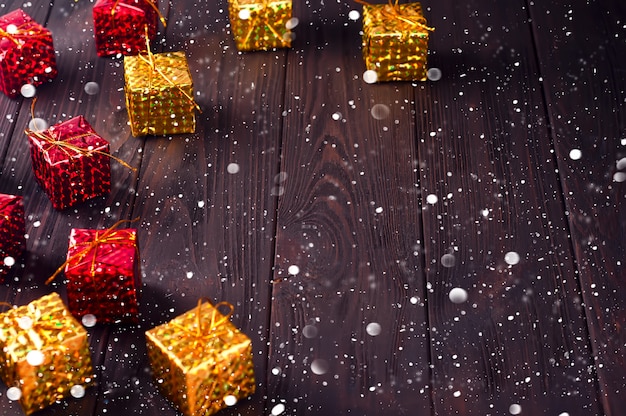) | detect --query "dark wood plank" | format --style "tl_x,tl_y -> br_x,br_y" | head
529,0 -> 626,414
89,1 -> 286,415
420,0 -> 602,414
268,2 -> 431,414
